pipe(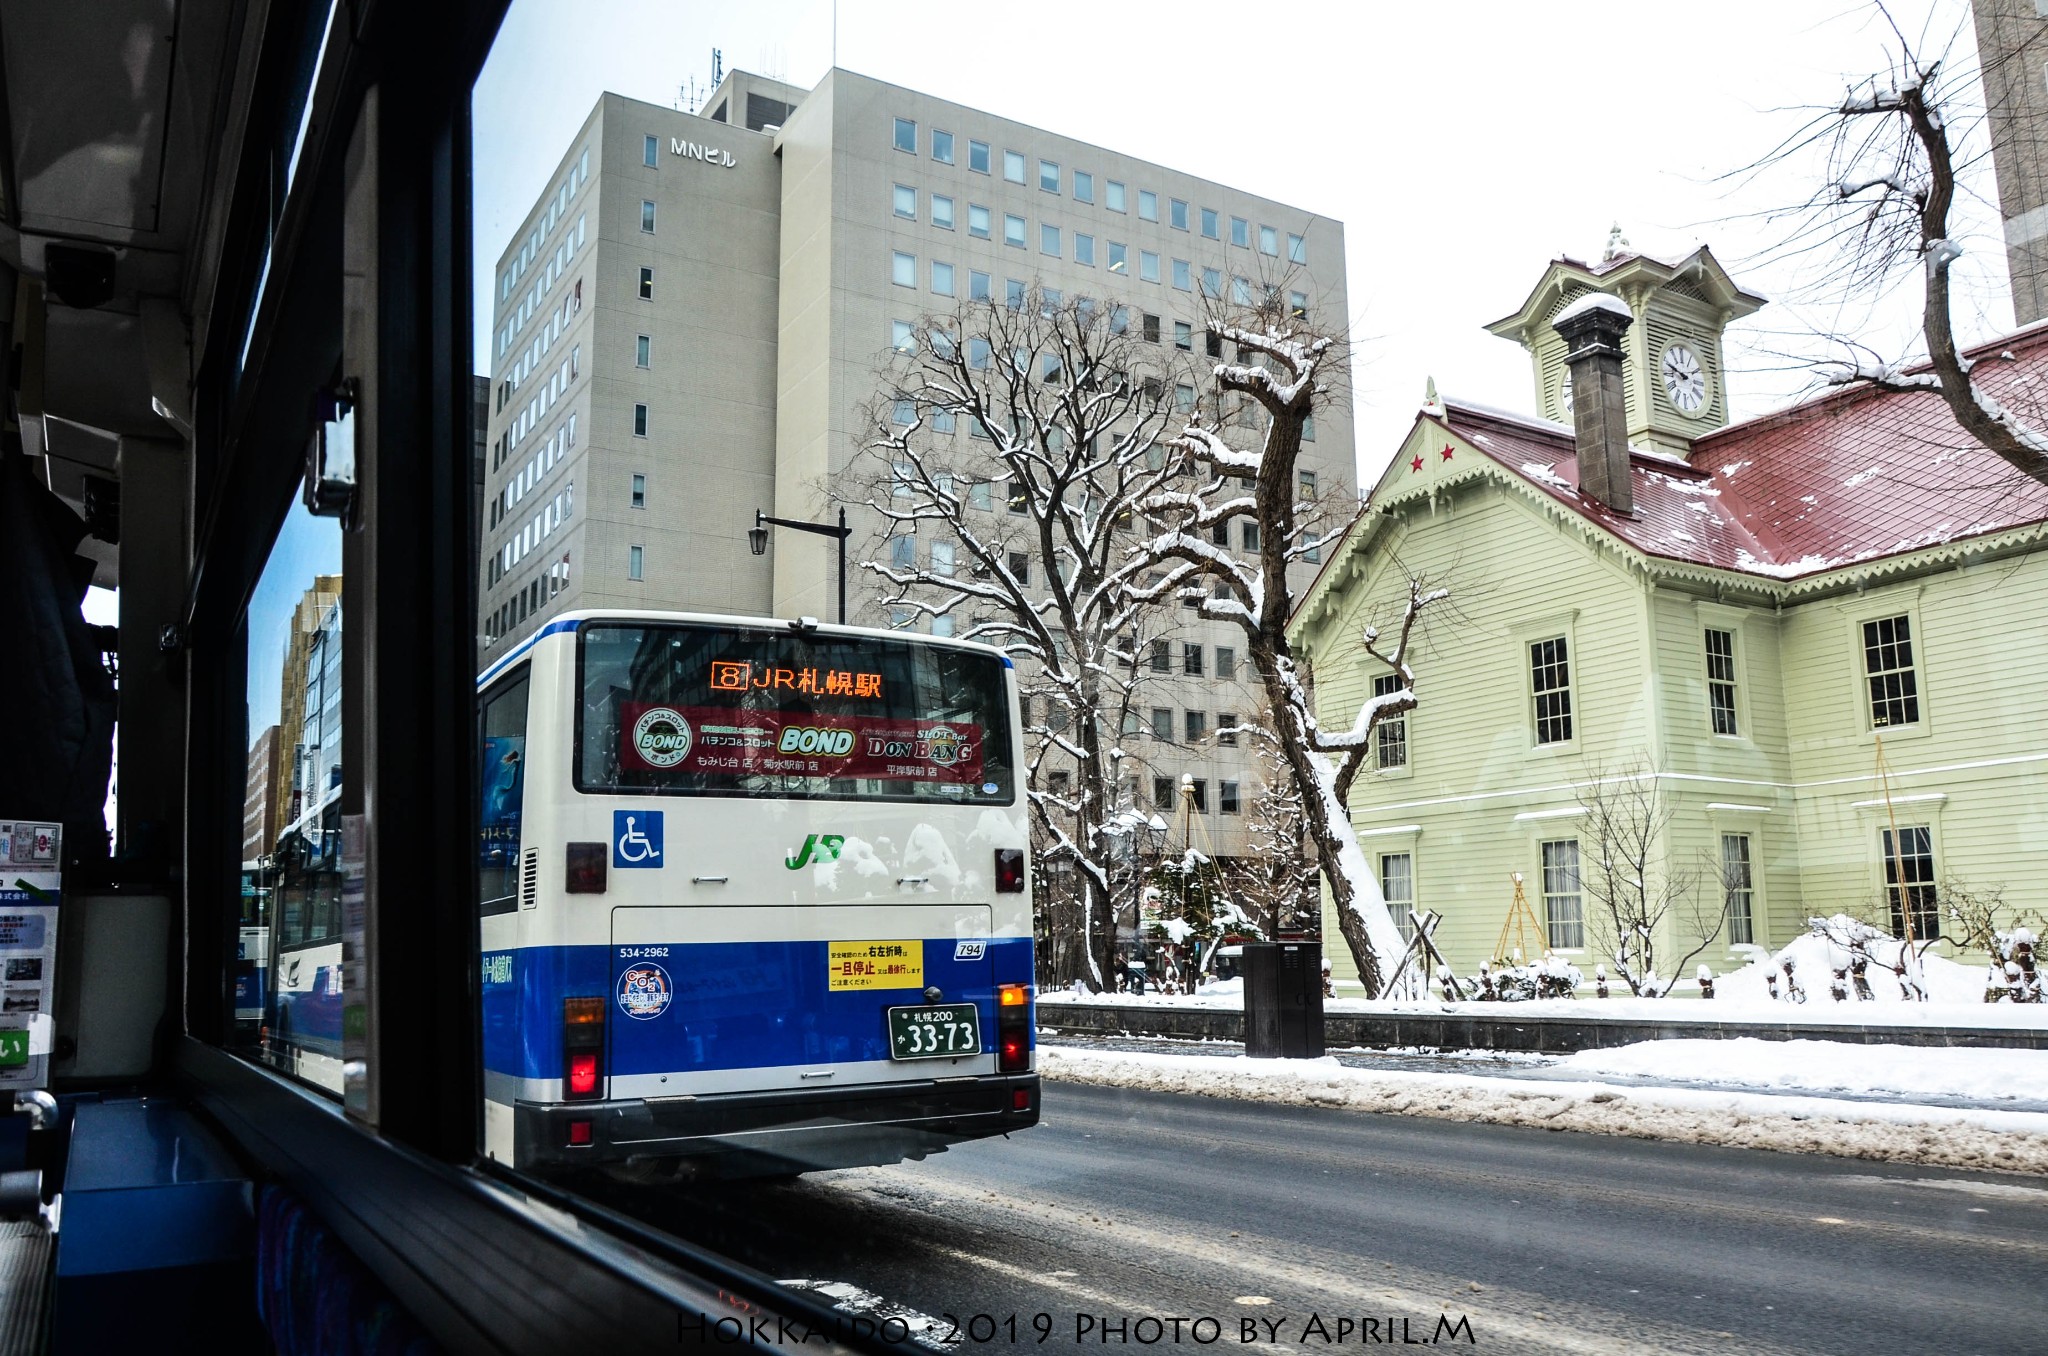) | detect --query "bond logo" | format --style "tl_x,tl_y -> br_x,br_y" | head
778,725 -> 855,756
632,707 -> 693,767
